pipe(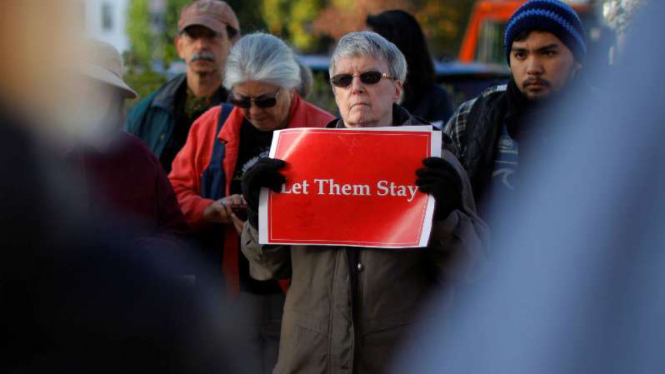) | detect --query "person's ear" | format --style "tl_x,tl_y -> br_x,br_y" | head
330,75 -> 337,95
393,80 -> 403,103
175,35 -> 185,59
